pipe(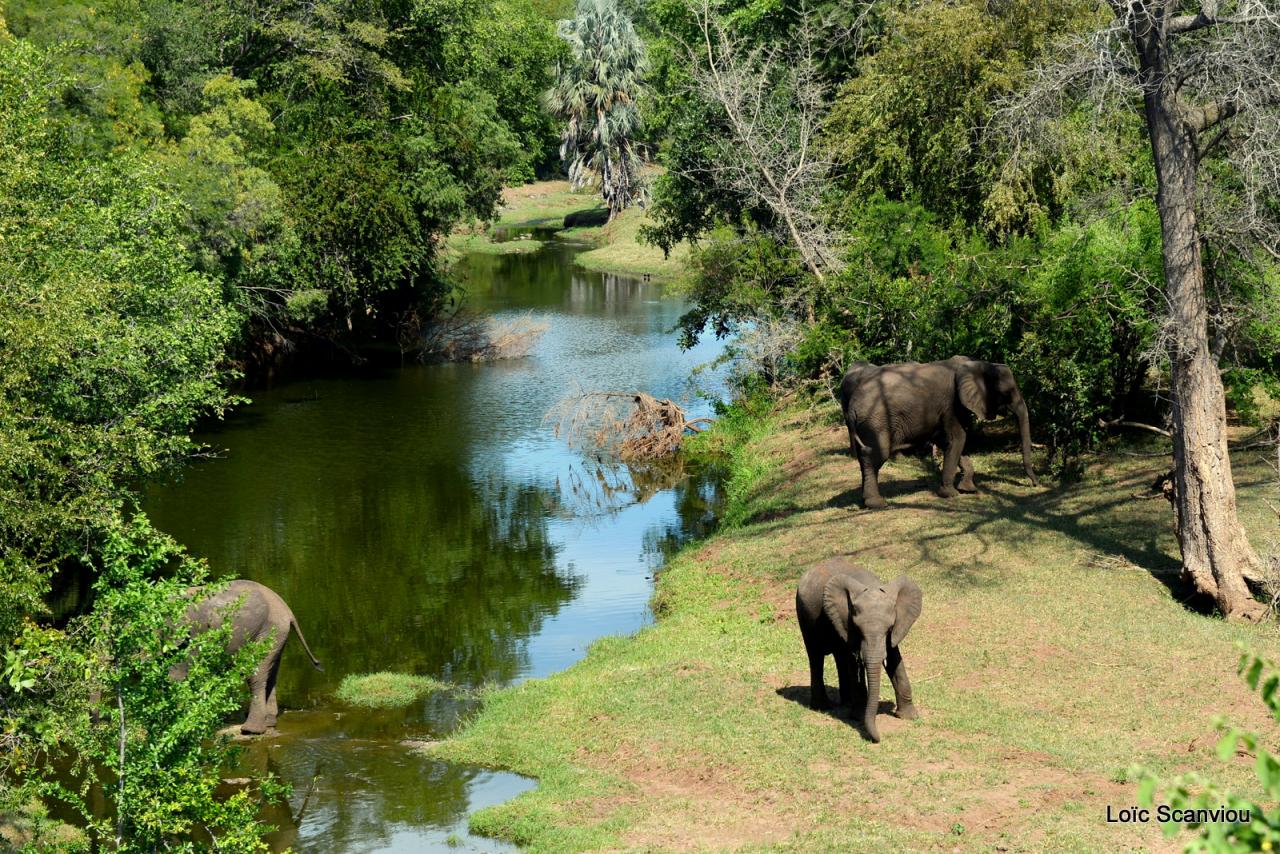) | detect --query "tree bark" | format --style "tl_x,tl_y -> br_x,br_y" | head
1130,9 -> 1266,621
